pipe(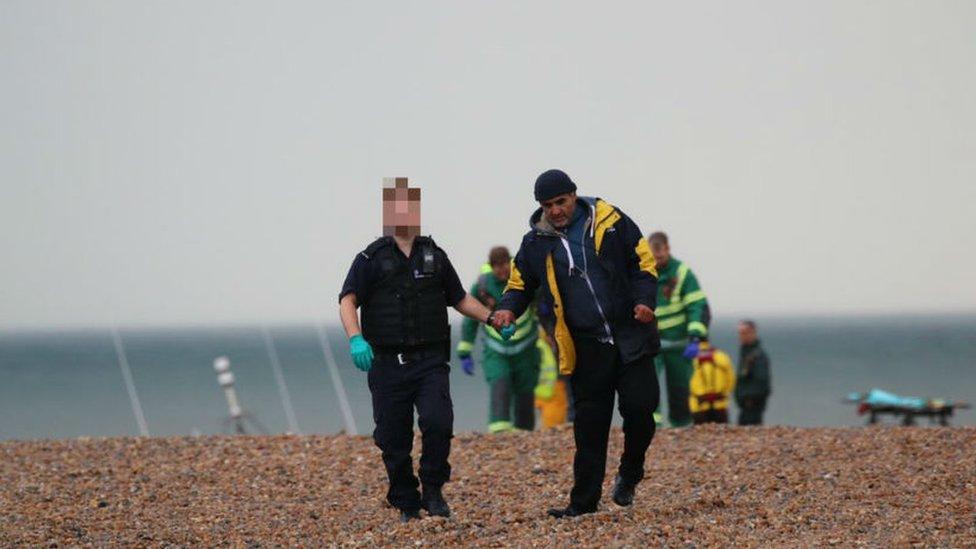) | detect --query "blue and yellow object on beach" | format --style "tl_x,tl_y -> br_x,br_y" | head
845,388 -> 971,426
